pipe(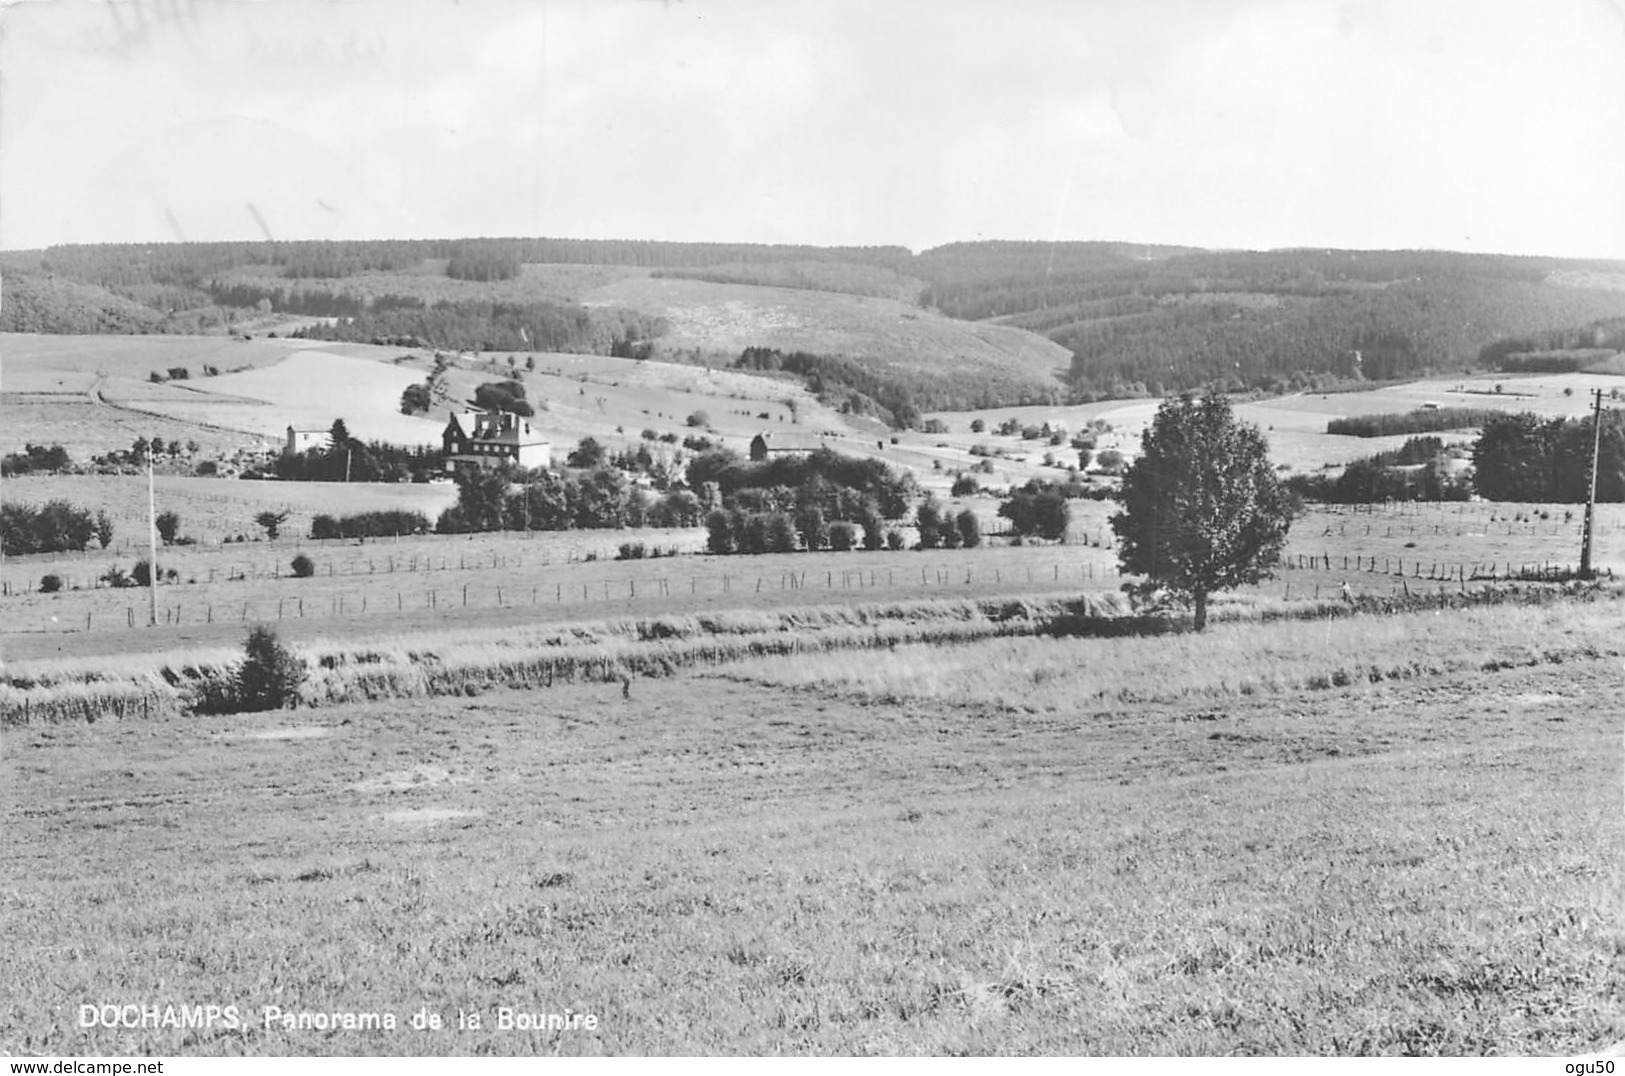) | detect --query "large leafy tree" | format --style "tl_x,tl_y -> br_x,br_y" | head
1111,391 -> 1294,630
